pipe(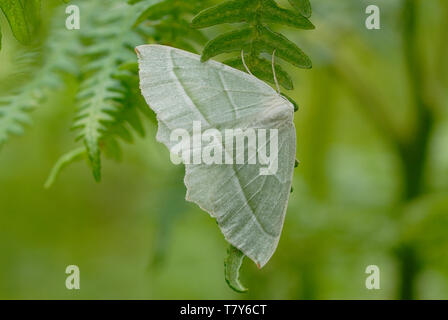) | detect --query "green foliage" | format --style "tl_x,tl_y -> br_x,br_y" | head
73,11 -> 139,180
0,0 -> 41,49
131,0 -> 210,53
0,18 -> 79,149
1,0 -> 448,300
3,0 -> 312,186
50,1 -> 148,183
225,245 -> 248,293
1,0 -> 315,293
192,0 -> 314,90
288,0 -> 312,18
225,53 -> 293,90
0,1 -> 149,184
0,95 -> 32,147
44,147 -> 86,189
